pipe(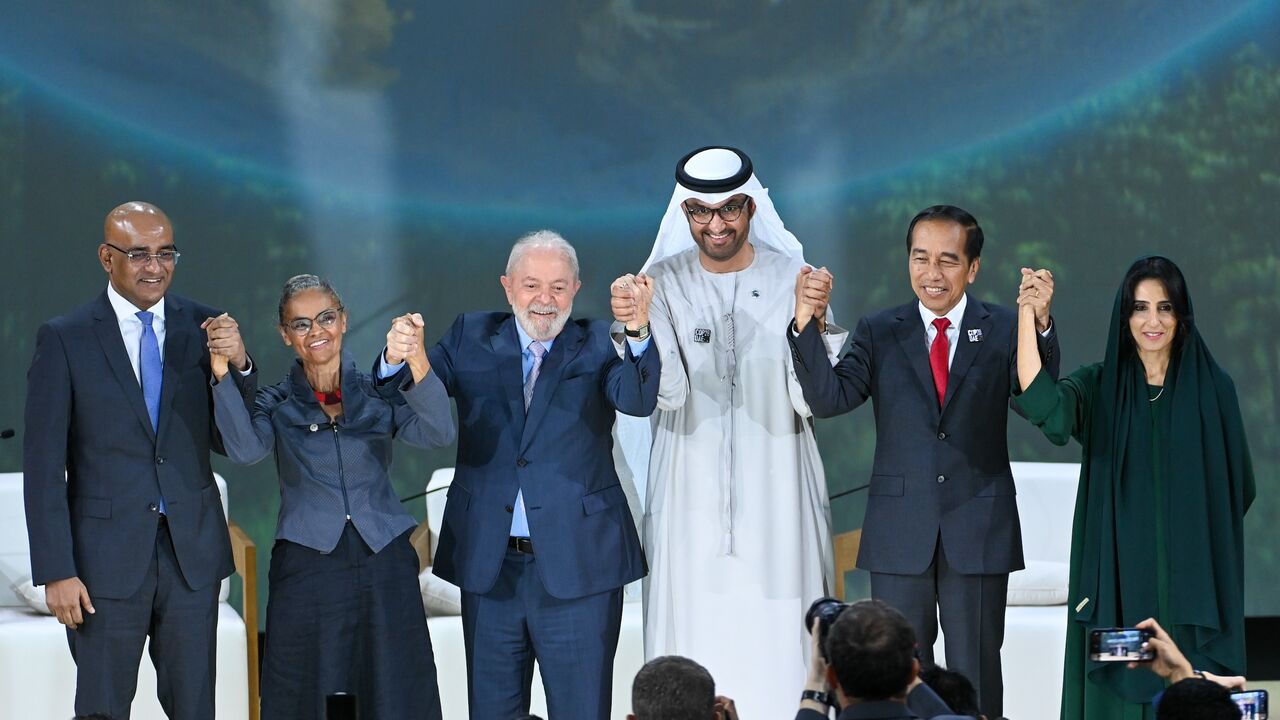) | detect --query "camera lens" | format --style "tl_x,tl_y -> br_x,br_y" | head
805,597 -> 850,658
